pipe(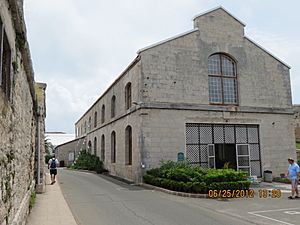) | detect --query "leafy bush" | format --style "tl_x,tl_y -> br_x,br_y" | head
273,177 -> 290,184
207,181 -> 250,190
45,154 -> 52,164
73,150 -> 105,174
144,161 -> 249,194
